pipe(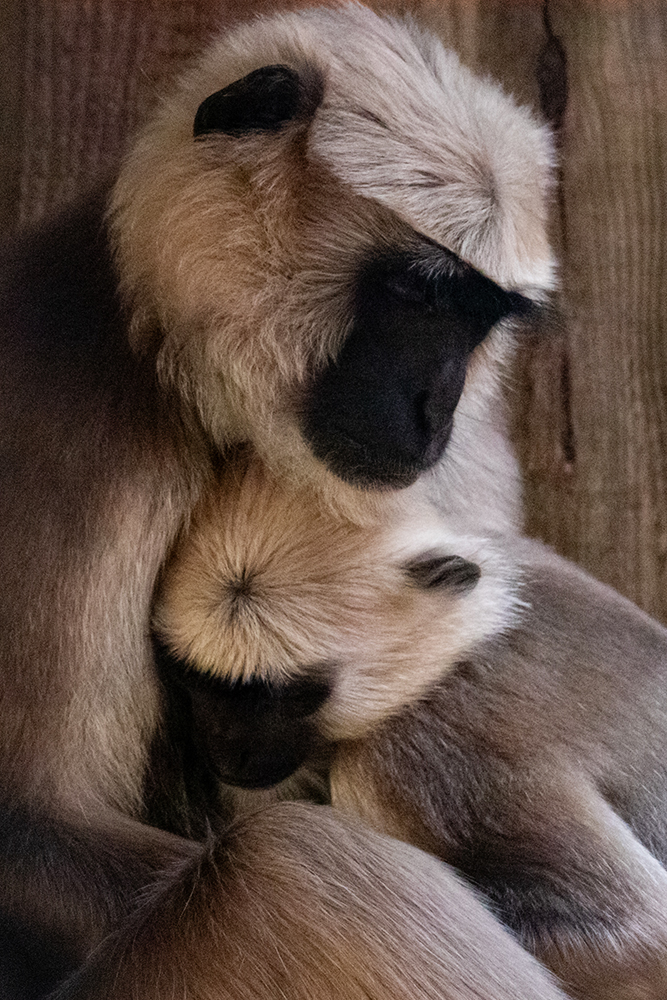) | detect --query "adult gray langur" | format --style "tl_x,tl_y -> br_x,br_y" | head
0,4 -> 558,998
